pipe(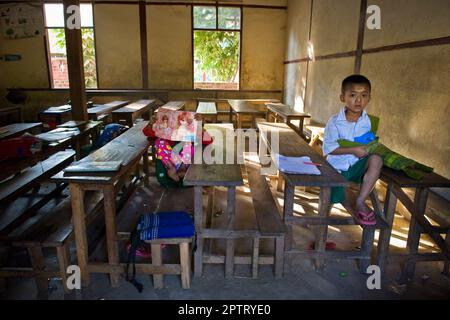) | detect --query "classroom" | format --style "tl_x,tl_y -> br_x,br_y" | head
0,0 -> 449,301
